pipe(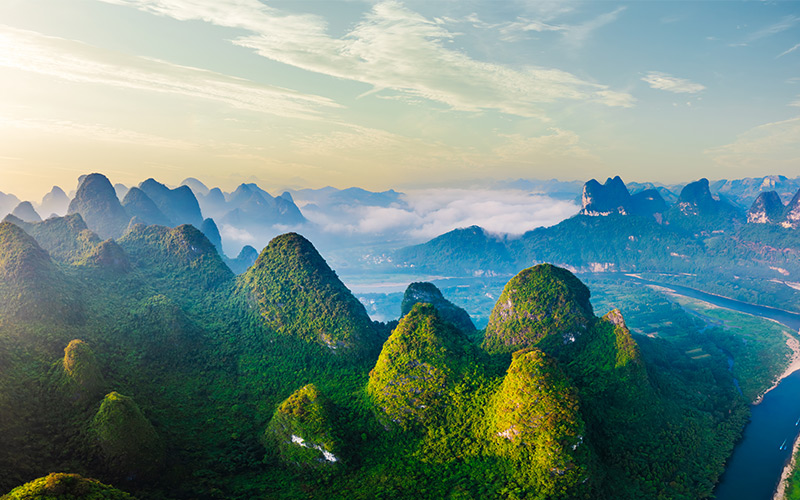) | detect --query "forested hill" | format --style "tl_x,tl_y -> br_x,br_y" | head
0,212 -> 750,499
